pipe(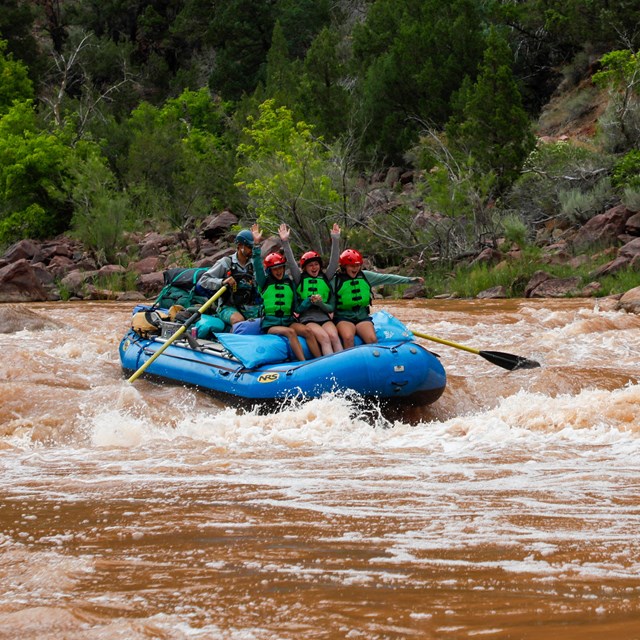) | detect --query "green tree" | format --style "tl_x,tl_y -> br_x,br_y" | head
235,99 -> 342,252
411,129 -> 497,262
264,21 -> 299,109
446,28 -> 535,193
205,0 -> 276,100
274,0 -> 331,60
0,101 -> 74,246
0,39 -> 33,116
498,0 -> 640,54
593,49 -> 640,152
352,0 -> 486,161
298,26 -> 350,139
67,142 -> 133,264
123,88 -> 240,241
0,1 -> 43,87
